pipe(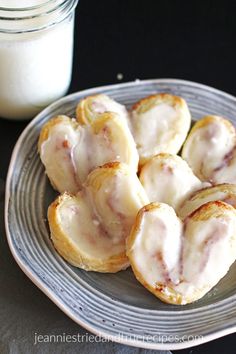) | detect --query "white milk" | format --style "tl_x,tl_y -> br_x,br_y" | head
0,0 -> 78,119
